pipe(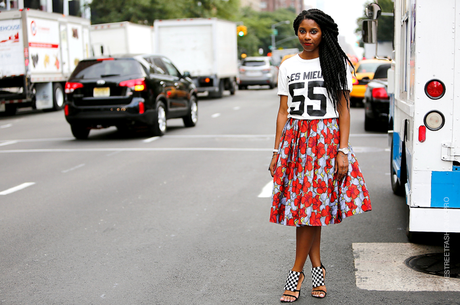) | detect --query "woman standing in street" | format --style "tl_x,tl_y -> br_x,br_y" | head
268,9 -> 372,303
